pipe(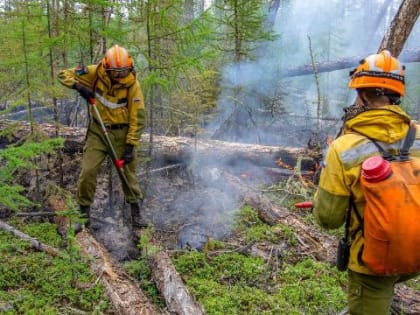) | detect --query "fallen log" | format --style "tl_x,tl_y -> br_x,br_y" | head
151,250 -> 205,315
0,120 -> 315,171
0,219 -> 60,256
222,171 -> 336,263
149,134 -> 314,170
76,230 -> 163,315
281,48 -> 420,78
